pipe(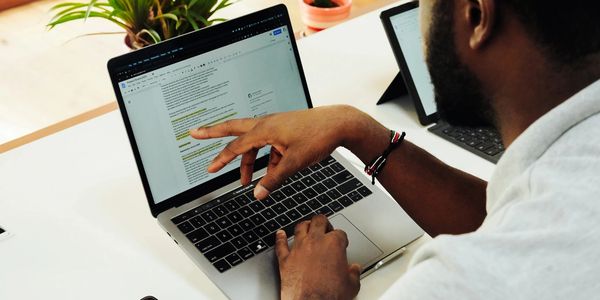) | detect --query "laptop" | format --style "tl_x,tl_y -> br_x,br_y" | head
107,5 -> 423,299
380,1 -> 505,163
